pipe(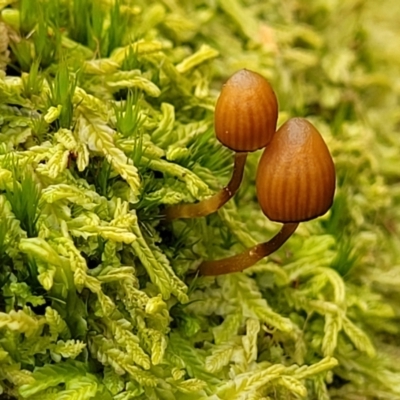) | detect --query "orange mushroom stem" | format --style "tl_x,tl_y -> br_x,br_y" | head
163,69 -> 278,221
198,117 -> 336,276
199,222 -> 299,276
163,152 -> 247,221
